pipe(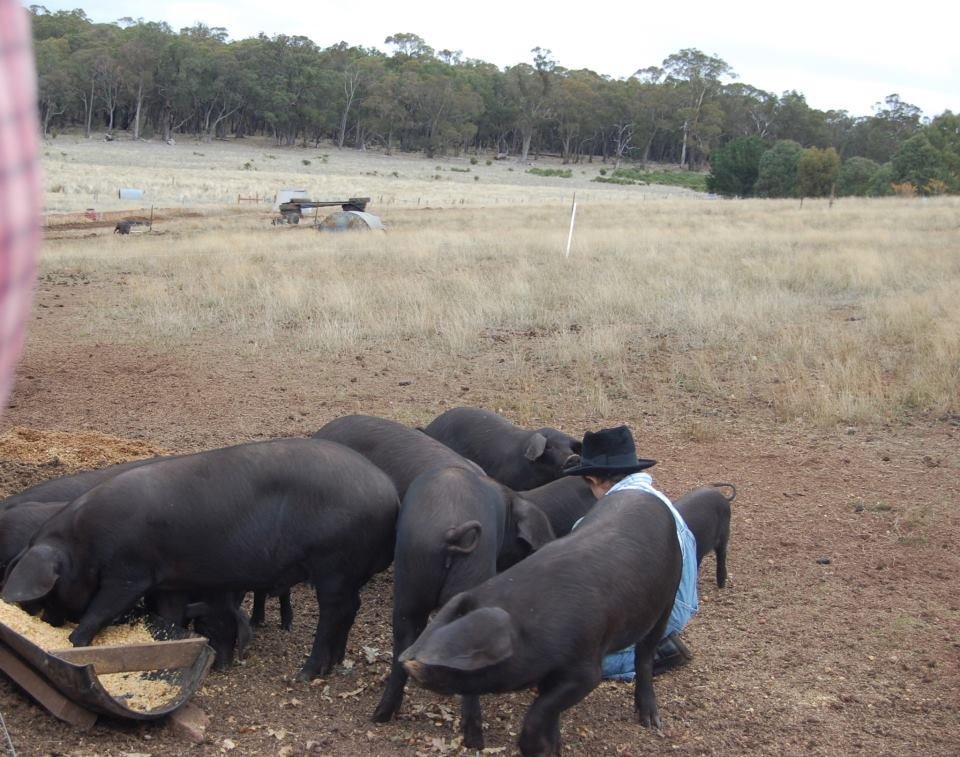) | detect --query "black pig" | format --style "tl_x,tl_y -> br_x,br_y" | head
400,490 -> 680,756
423,407 -> 582,490
313,414 -> 482,497
674,483 -> 735,588
2,438 -> 399,680
372,466 -> 555,748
